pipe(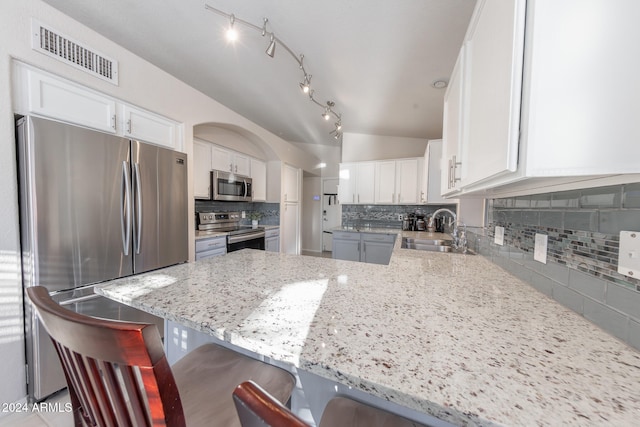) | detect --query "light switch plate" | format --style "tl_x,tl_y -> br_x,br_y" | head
617,230 -> 640,278
494,226 -> 505,246
534,233 -> 548,264
241,211 -> 246,218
